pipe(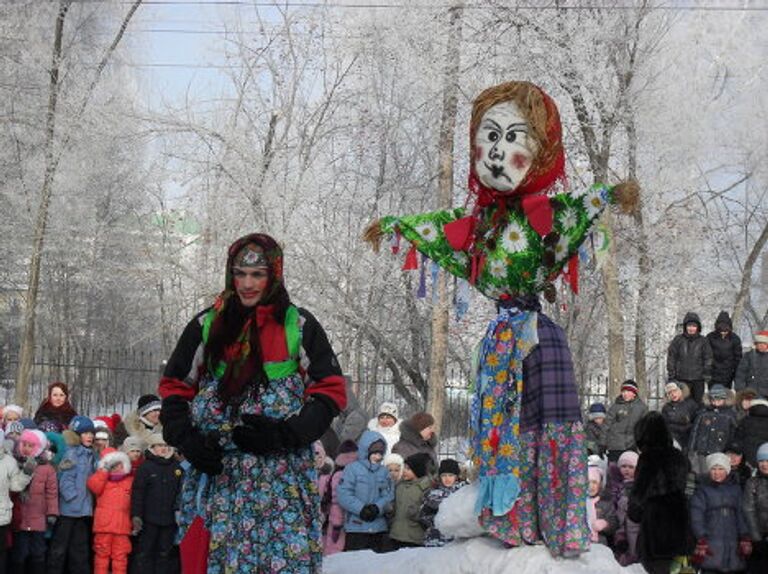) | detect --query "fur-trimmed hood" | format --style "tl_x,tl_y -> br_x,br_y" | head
122,410 -> 162,442
97,448 -> 131,473
702,387 -> 736,408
